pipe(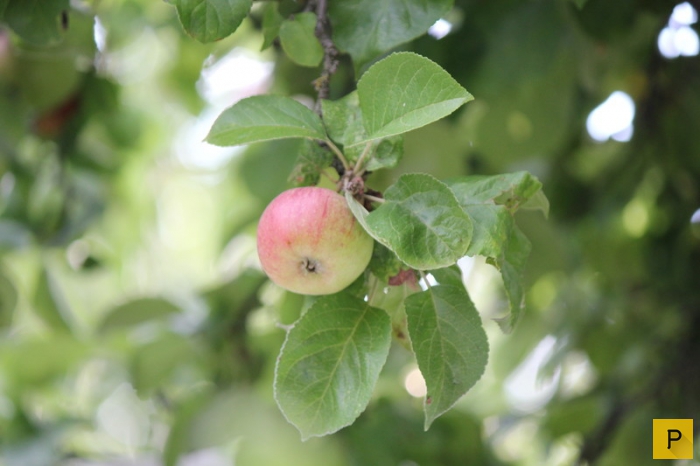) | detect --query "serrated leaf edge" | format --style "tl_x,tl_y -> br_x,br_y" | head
273,297 -> 391,440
